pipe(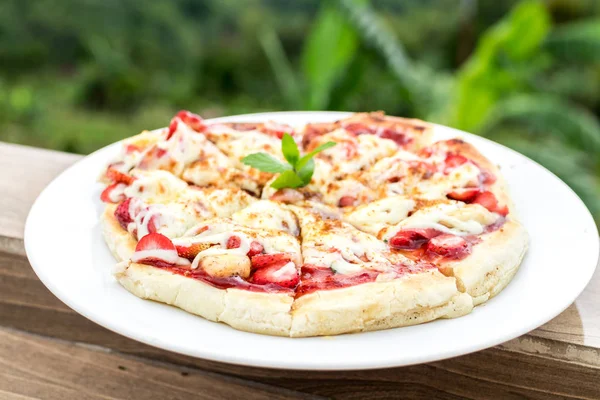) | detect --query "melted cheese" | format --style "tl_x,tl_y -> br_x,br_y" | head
232,200 -> 299,235
125,170 -> 188,203
344,196 -> 415,235
312,129 -> 397,179
383,202 -> 498,239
